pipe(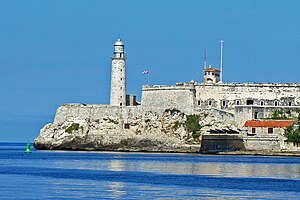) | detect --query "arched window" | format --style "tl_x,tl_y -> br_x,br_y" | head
222,100 -> 226,107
